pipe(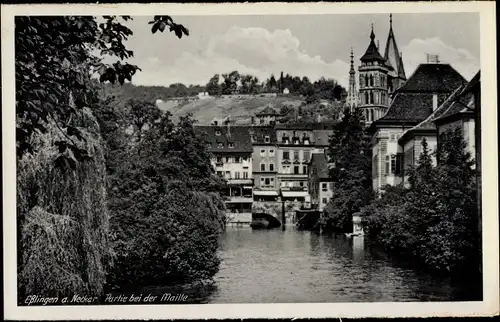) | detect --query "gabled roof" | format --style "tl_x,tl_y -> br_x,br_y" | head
195,125 -> 253,153
374,63 -> 467,126
312,130 -> 332,147
433,86 -> 475,123
396,63 -> 467,93
398,85 -> 466,144
256,105 -> 279,116
360,28 -> 385,63
310,153 -> 330,179
249,126 -> 277,145
275,121 -> 337,131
